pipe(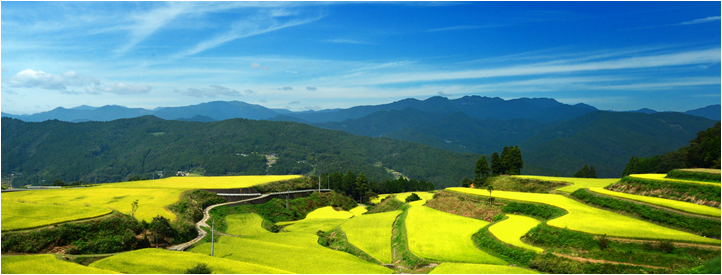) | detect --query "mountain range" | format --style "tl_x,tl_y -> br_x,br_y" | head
2,97 -> 719,179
